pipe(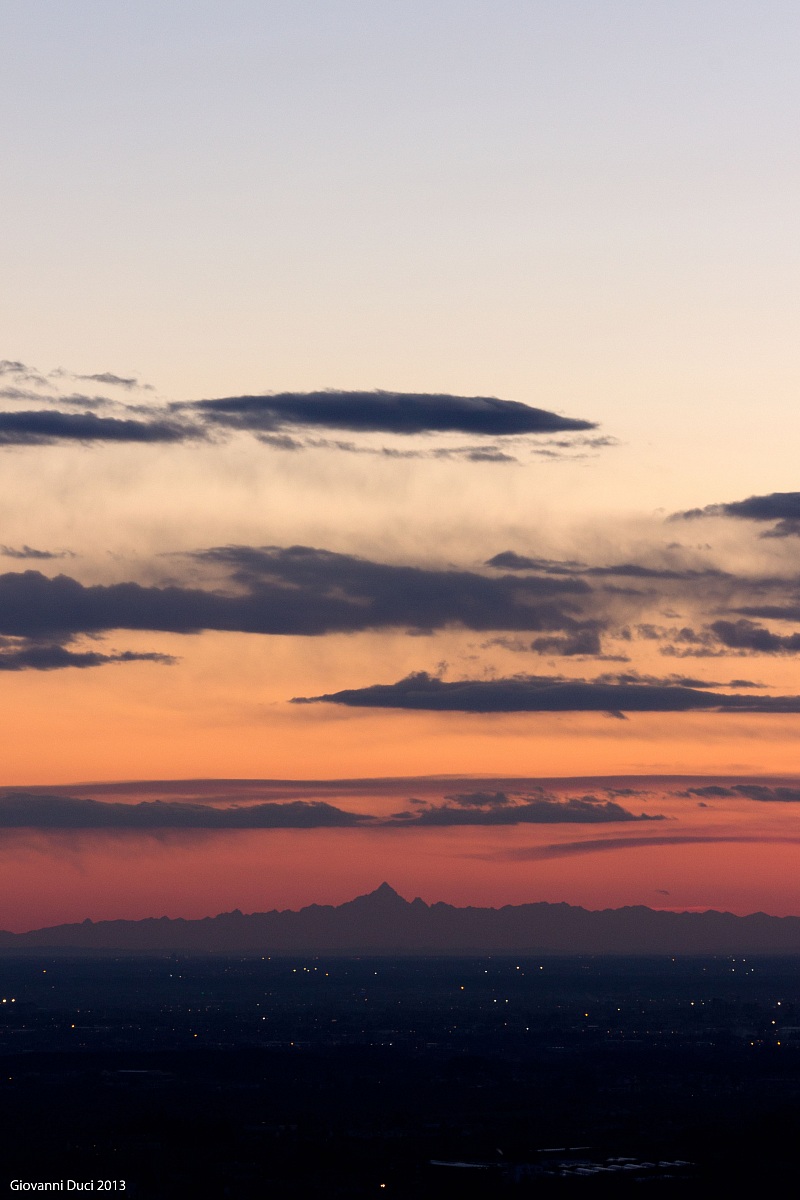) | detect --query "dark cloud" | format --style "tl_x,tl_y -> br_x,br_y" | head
682,785 -> 734,798
673,491 -> 800,538
187,544 -> 593,634
0,410 -> 199,445
5,521 -> 800,682
293,670 -> 800,714
443,790 -> 515,807
0,366 -> 603,458
734,783 -> 800,802
4,539 -> 799,675
390,793 -> 663,825
486,551 -> 585,573
0,788 -> 660,831
181,389 -> 597,438
0,643 -> 175,671
710,619 -> 800,654
685,784 -> 800,803
647,628 -> 714,657
639,620 -> 800,659
0,572 -> 237,639
677,492 -> 800,522
0,545 -> 72,561
256,432 -> 310,451
485,633 -> 627,662
0,548 -> 596,643
587,563 -> 730,581
735,604 -> 800,622
763,522 -> 800,539
461,447 -> 517,463
529,626 -> 604,655
0,793 -> 365,829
